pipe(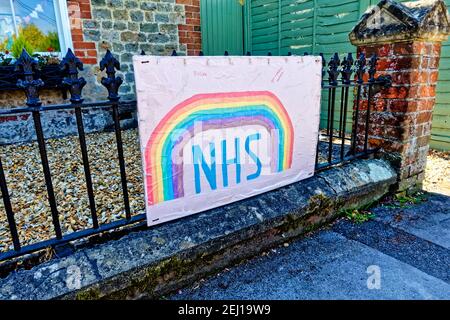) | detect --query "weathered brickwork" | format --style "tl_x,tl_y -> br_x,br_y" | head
355,42 -> 441,190
349,0 -> 450,192
67,0 -> 97,65
177,0 -> 202,56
